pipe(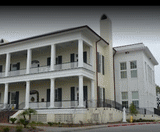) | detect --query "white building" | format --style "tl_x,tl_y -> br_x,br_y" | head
114,43 -> 158,111
0,14 -> 118,123
0,13 -> 159,123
